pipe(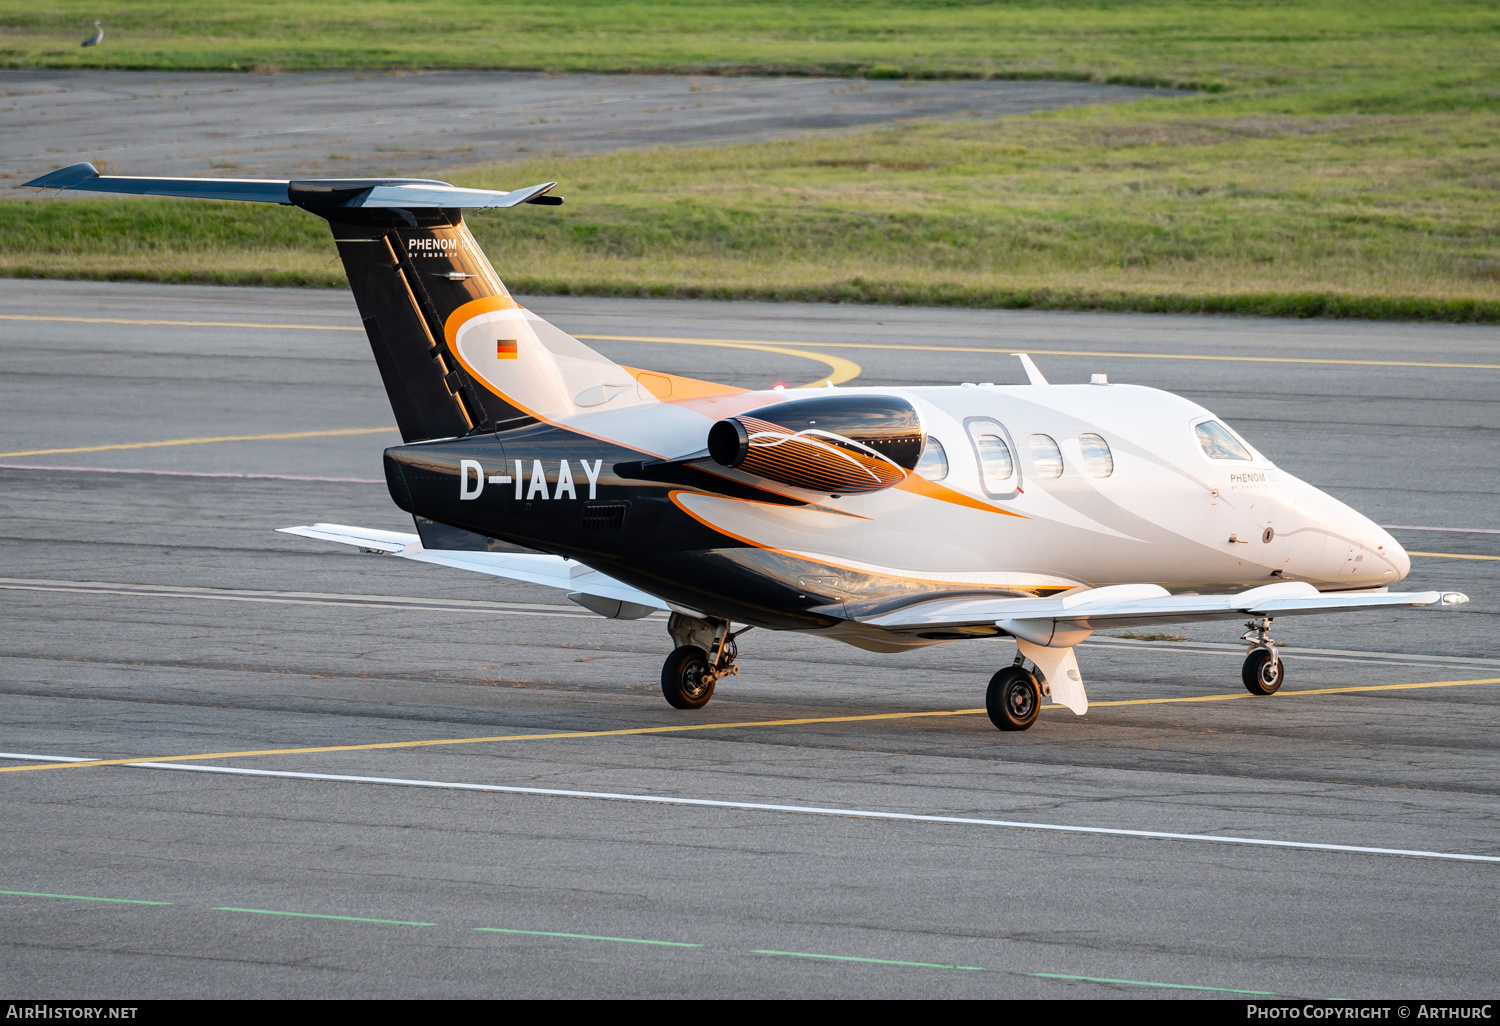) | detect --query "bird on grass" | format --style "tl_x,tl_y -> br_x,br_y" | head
81,21 -> 103,47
